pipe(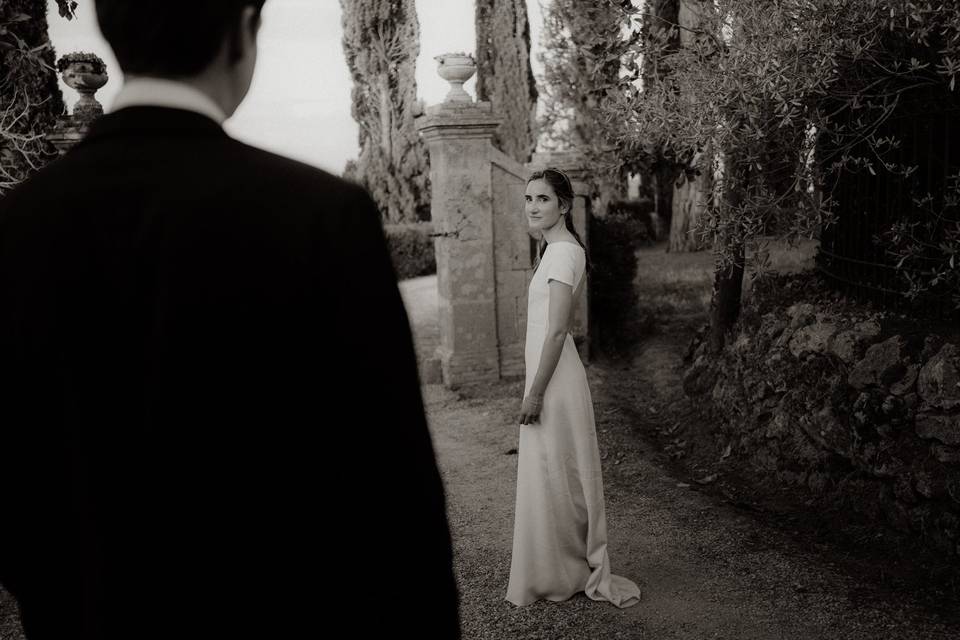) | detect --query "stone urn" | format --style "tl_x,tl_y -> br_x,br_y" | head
434,52 -> 476,103
57,52 -> 109,120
